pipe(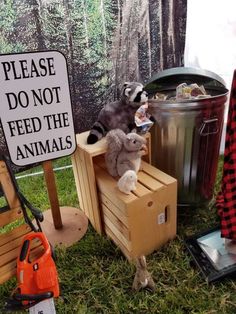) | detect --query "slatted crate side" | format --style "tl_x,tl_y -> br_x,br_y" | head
73,147 -> 94,222
71,152 -> 85,213
98,188 -> 132,255
0,229 -> 43,284
0,208 -> 24,228
83,152 -> 102,233
72,147 -> 102,234
99,193 -> 129,228
0,224 -> 31,256
0,161 -> 23,228
0,259 -> 17,284
101,203 -> 130,240
103,212 -> 132,252
104,224 -> 133,261
0,161 -> 21,209
0,231 -> 41,267
0,244 -> 45,284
